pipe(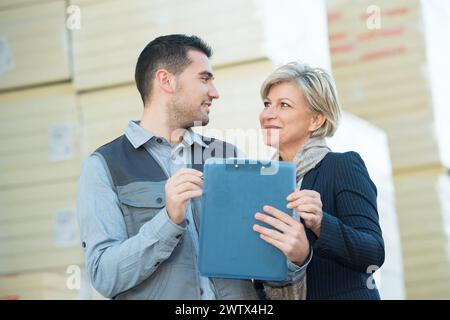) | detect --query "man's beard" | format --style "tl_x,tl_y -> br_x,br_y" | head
170,96 -> 209,129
